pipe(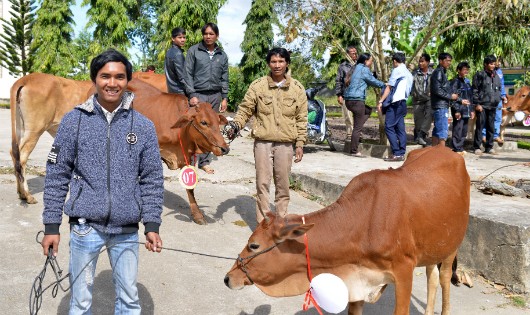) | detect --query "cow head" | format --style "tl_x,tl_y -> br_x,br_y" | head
224,213 -> 314,296
172,102 -> 230,156
506,86 -> 530,114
